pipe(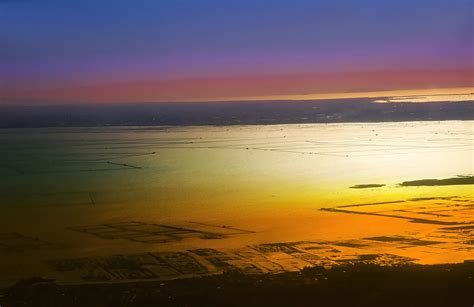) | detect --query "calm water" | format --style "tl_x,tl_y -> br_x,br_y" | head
0,121 -> 472,285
